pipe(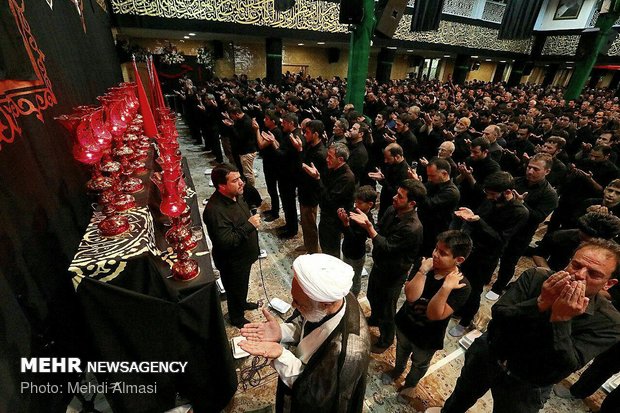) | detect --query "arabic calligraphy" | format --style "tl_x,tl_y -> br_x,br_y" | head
111,0 -> 348,33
